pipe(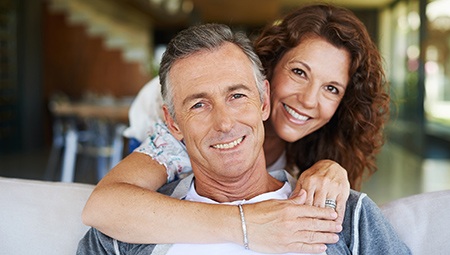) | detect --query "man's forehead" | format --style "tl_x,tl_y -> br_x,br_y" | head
170,43 -> 252,73
169,44 -> 257,97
